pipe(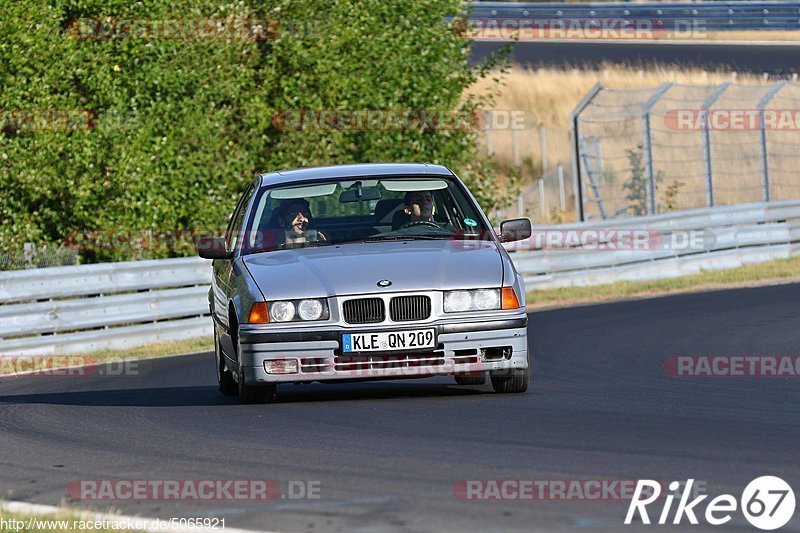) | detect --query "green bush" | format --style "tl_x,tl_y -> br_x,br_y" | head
0,0 -> 511,262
